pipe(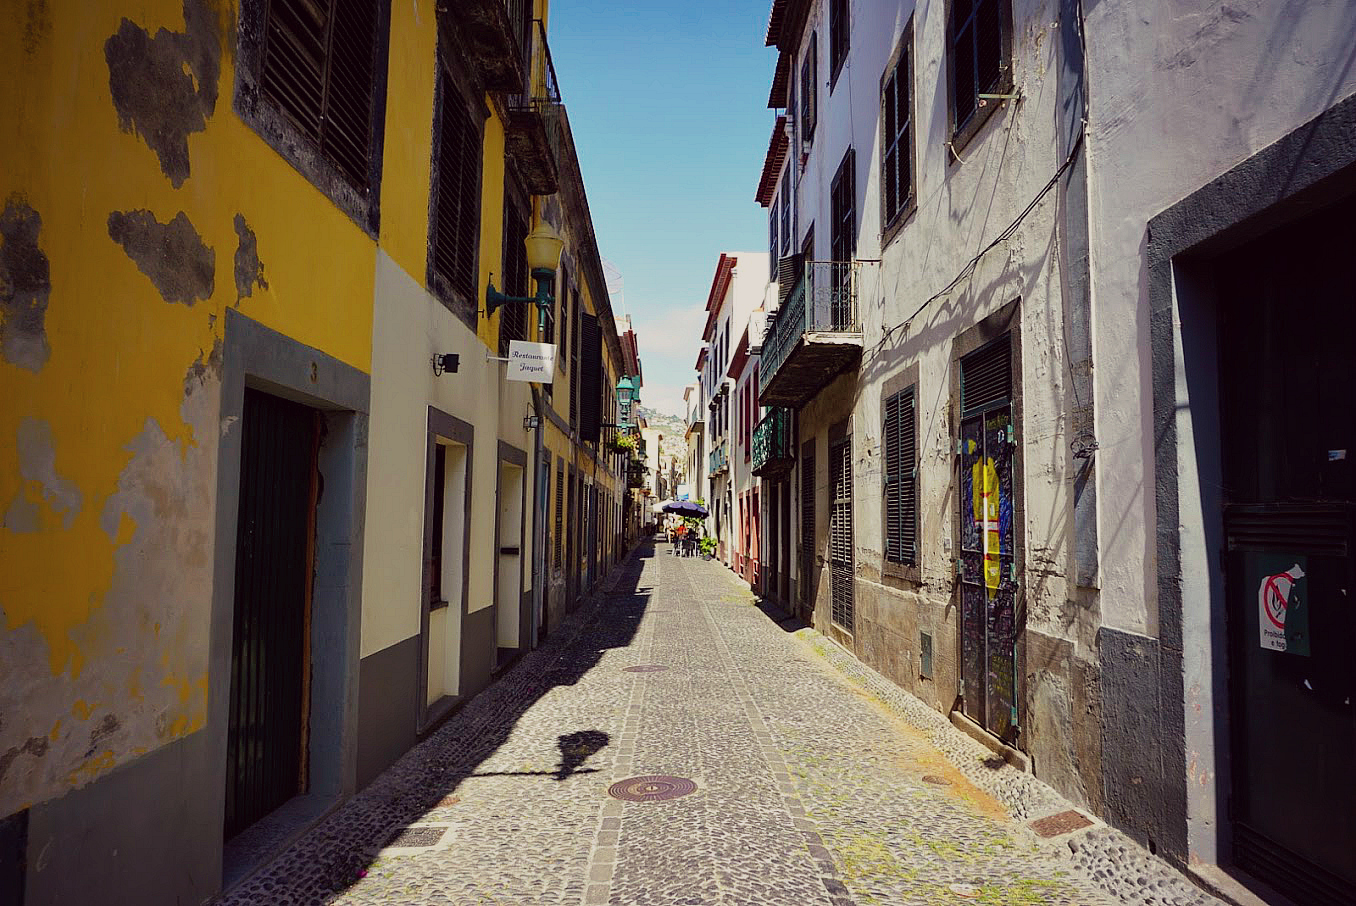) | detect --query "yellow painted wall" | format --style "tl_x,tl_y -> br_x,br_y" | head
0,0 -> 374,815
